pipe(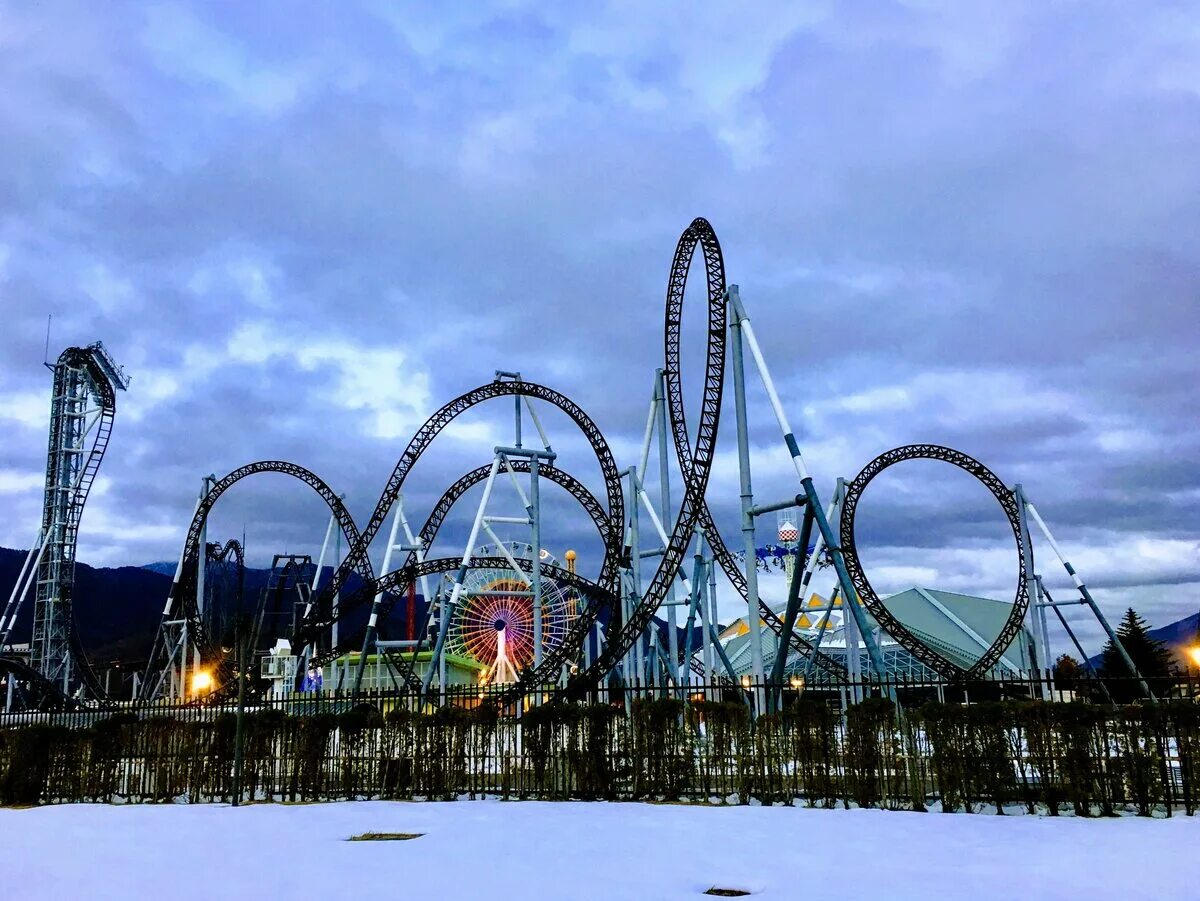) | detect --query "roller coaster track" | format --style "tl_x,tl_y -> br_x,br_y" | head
129,217 -> 1035,707
0,343 -> 127,703
296,379 -> 625,647
142,461 -> 373,700
839,444 -> 1030,679
149,219 -> 851,706
301,460 -> 622,701
290,380 -> 624,701
568,219 -> 845,694
0,213 -> 1066,719
148,380 -> 626,701
0,656 -> 85,712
